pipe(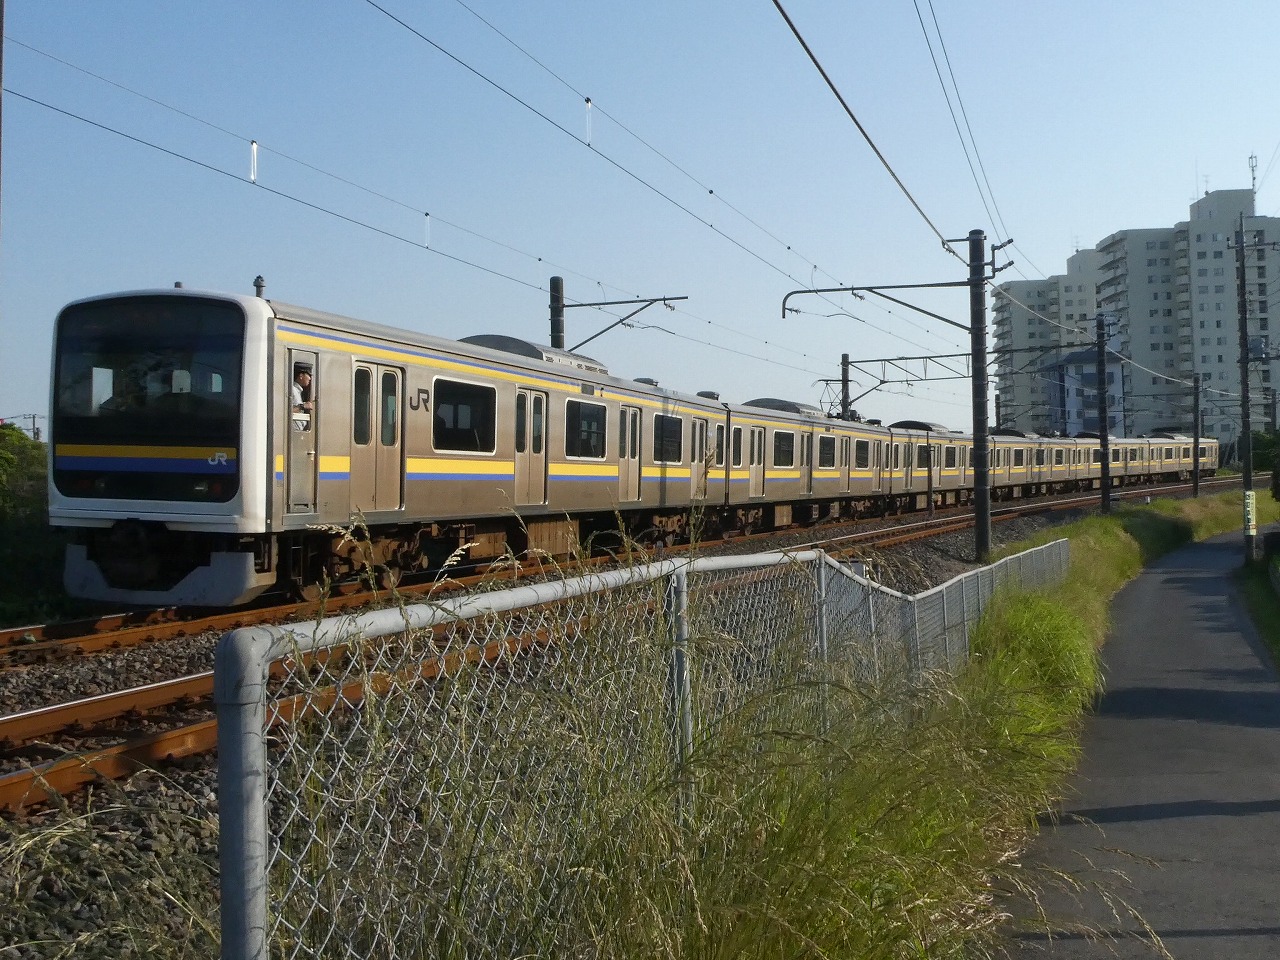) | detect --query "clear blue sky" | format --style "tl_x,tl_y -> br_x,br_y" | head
3,1 -> 1277,434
